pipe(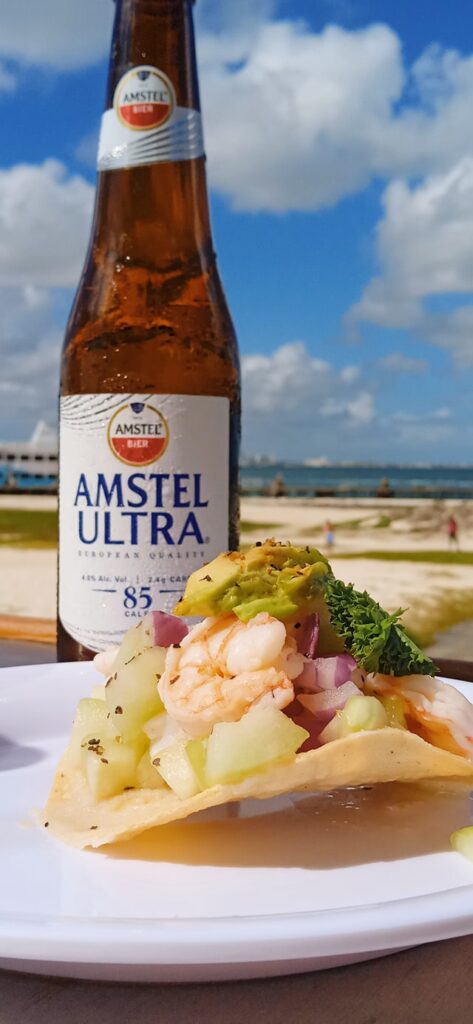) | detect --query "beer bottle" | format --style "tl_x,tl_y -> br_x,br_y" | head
58,0 -> 240,661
